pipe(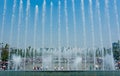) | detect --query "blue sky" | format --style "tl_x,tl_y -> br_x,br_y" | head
0,0 -> 120,48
